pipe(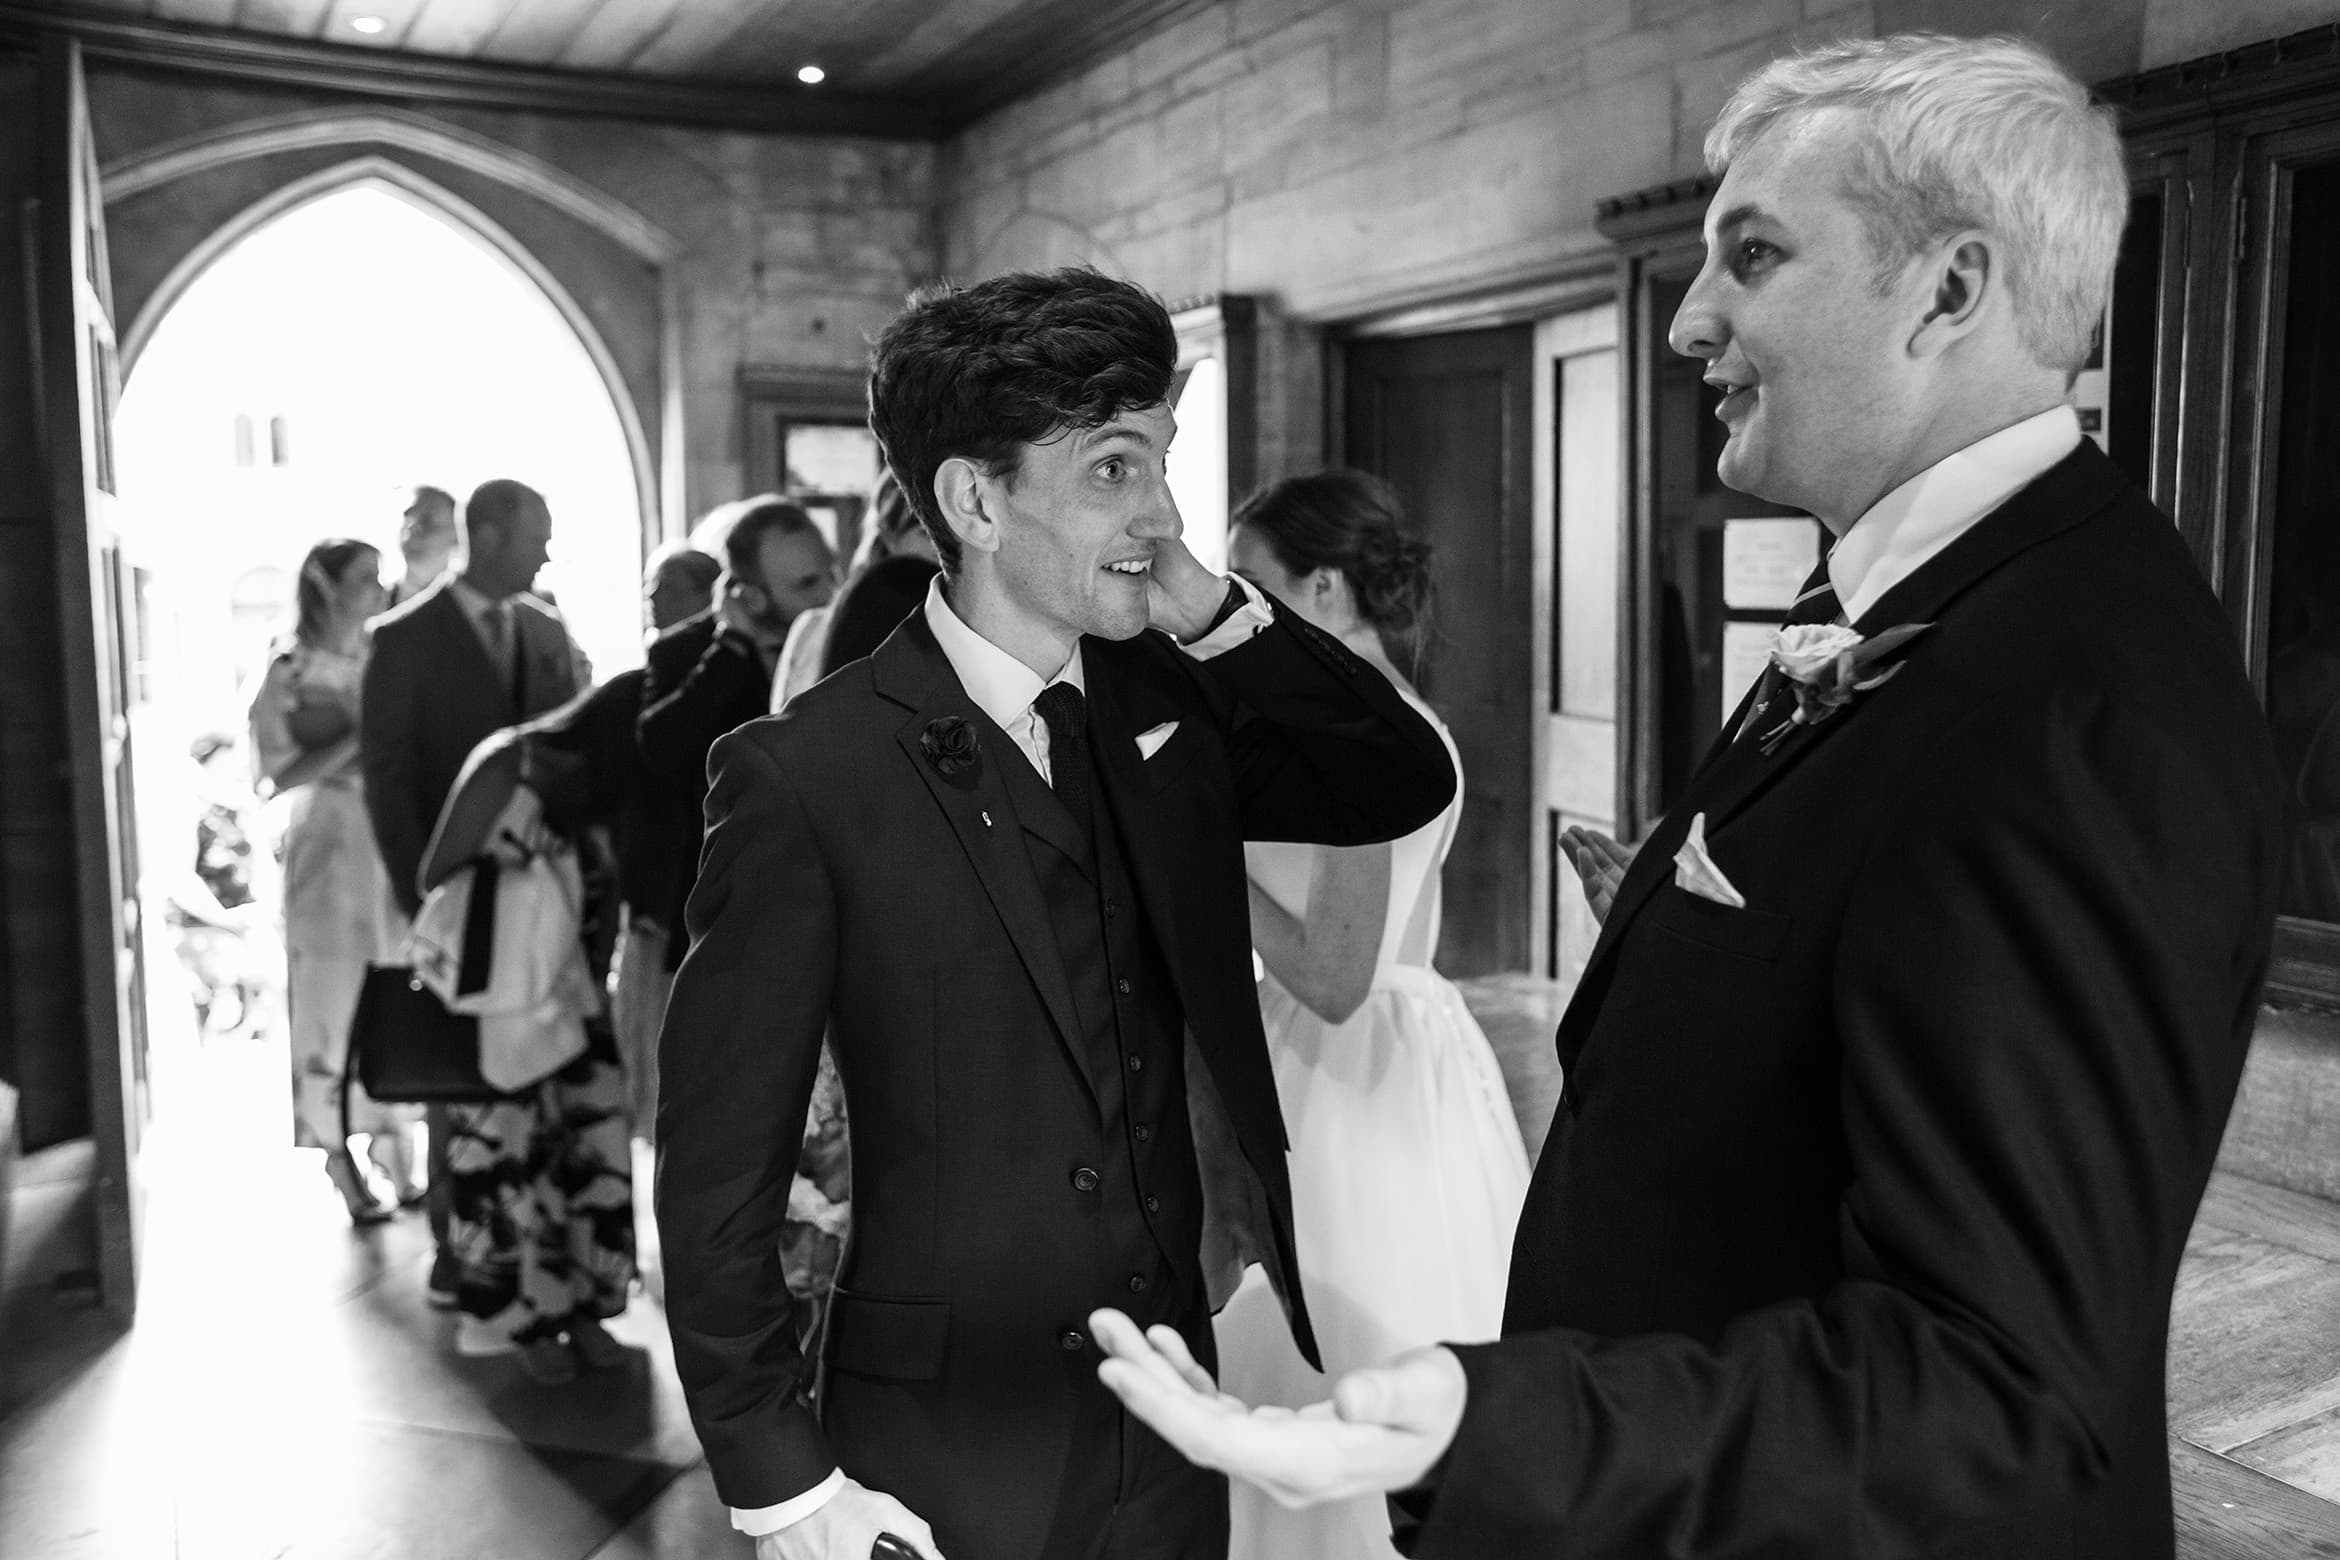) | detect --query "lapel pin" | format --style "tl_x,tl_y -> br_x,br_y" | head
981,810 -> 993,827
